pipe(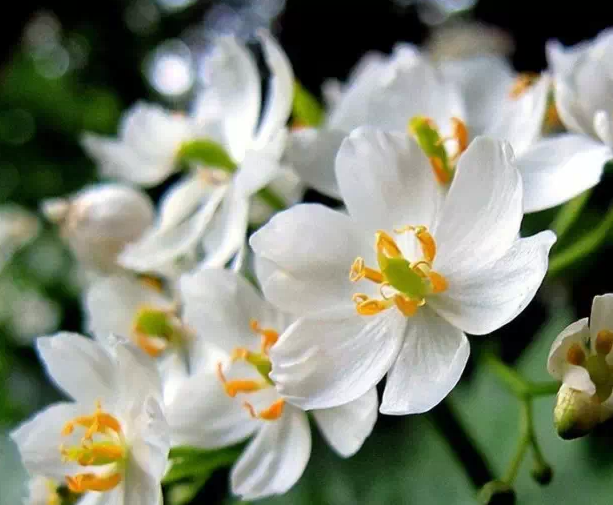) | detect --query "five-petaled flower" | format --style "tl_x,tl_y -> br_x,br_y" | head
251,128 -> 556,415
